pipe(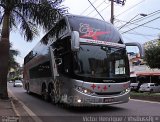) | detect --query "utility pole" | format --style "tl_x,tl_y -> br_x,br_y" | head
110,0 -> 126,25
110,0 -> 114,24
